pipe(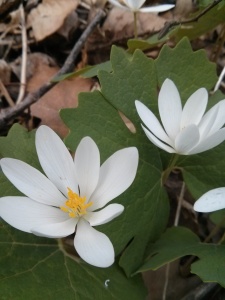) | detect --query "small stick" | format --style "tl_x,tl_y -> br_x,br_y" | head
16,4 -> 27,104
0,79 -> 15,107
214,65 -> 225,92
0,9 -> 106,128
158,0 -> 222,39
162,182 -> 185,300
